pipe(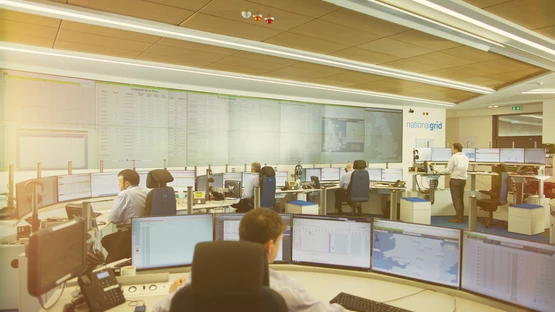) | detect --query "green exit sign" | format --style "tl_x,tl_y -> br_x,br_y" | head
512,106 -> 522,111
